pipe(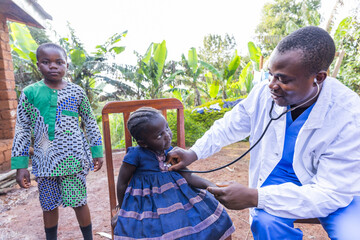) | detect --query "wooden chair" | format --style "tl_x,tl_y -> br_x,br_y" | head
101,98 -> 185,236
